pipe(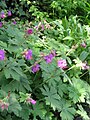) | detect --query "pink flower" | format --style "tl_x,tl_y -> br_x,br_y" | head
26,28 -> 33,35
34,25 -> 39,31
13,21 -> 16,25
81,42 -> 86,48
58,59 -> 68,69
35,22 -> 44,31
45,23 -> 51,29
82,62 -> 89,70
44,50 -> 56,63
8,11 -> 12,16
0,102 -> 9,111
0,50 -> 5,60
26,98 -> 36,105
0,11 -> 6,18
41,24 -> 44,31
31,64 -> 40,73
30,98 -> 36,104
44,54 -> 54,63
23,49 -> 32,60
